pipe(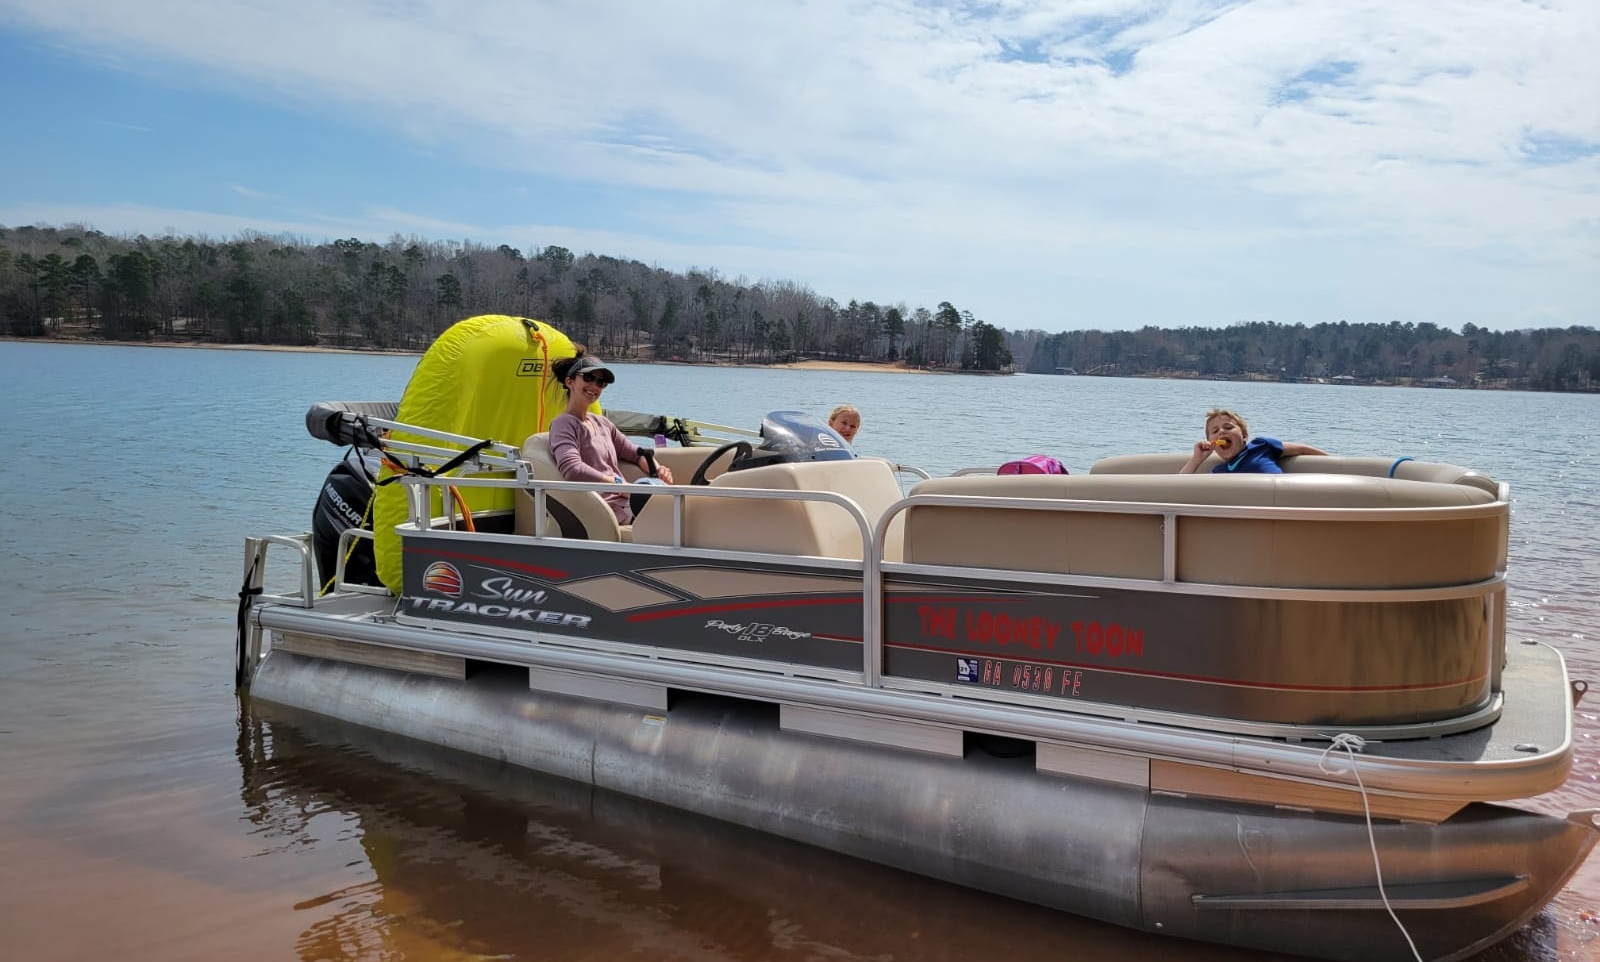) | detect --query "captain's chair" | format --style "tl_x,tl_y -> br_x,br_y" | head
514,433 -> 631,542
